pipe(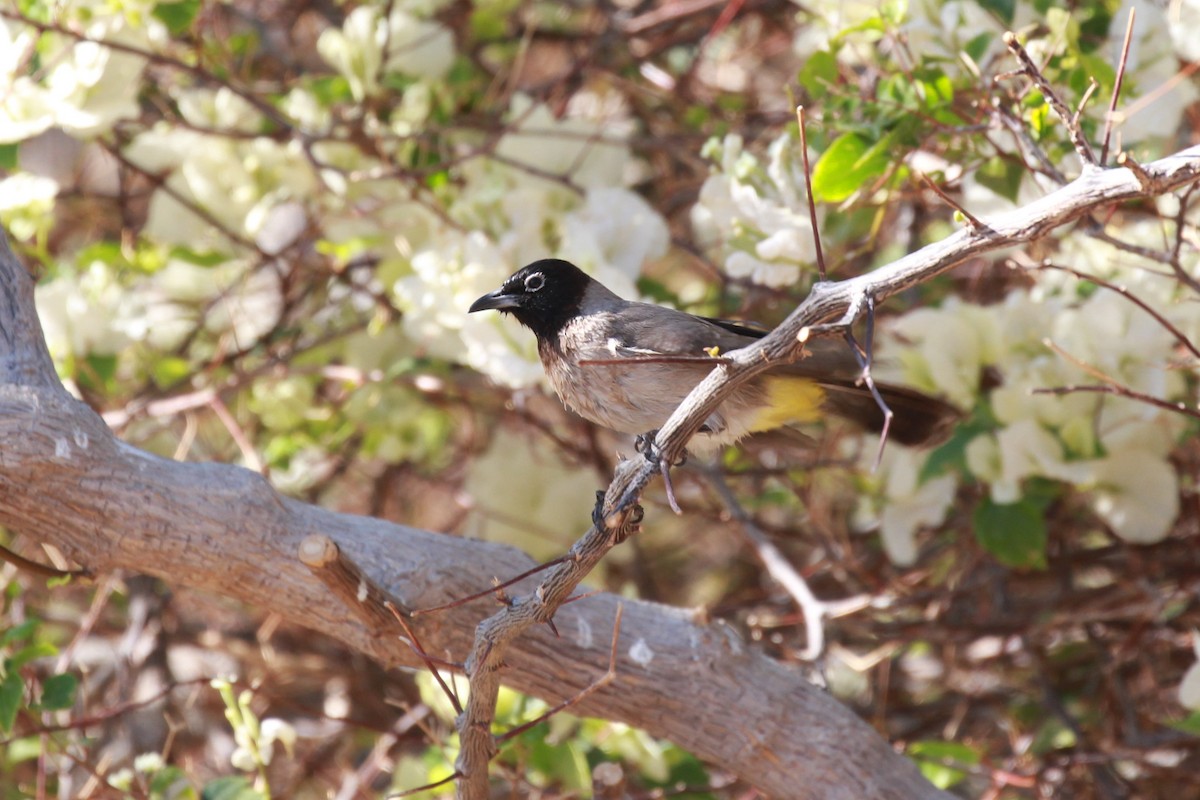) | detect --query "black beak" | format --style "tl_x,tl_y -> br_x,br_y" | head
469,289 -> 521,313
